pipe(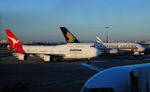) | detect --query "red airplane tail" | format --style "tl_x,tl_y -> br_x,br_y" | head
6,29 -> 23,48
6,29 -> 25,53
